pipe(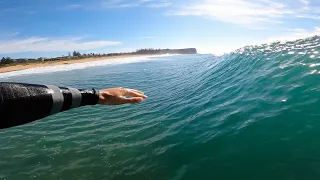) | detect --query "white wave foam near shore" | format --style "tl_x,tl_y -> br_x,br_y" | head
0,54 -> 174,79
